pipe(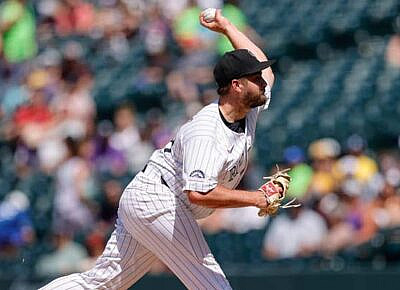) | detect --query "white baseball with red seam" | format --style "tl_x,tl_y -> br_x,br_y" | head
202,8 -> 217,23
